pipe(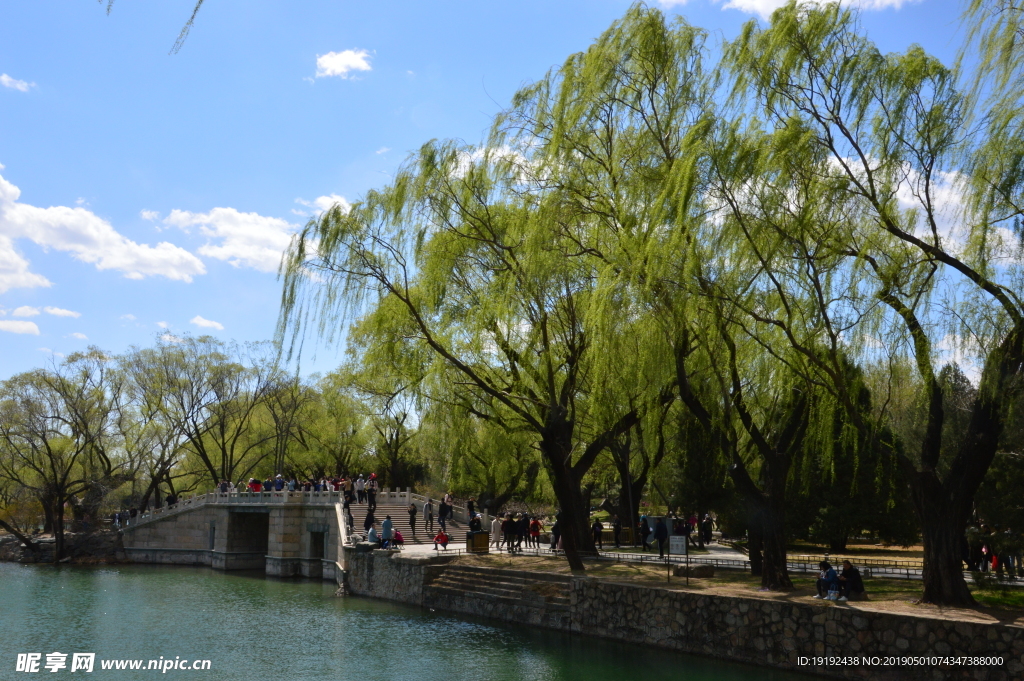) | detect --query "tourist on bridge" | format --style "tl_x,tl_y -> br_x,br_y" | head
274,474 -> 285,491
592,517 -> 604,550
468,514 -> 482,533
355,475 -> 366,504
366,474 -> 379,511
382,515 -> 394,548
423,498 -> 434,533
288,477 -> 297,491
367,524 -> 380,548
490,514 -> 502,549
392,529 -> 404,549
654,517 -> 669,558
263,478 -> 273,492
467,497 -> 476,518
433,529 -> 450,551
611,515 -> 622,548
407,502 -> 418,537
364,510 -> 376,534
219,480 -> 229,493
443,493 -> 454,523
438,499 -> 449,532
